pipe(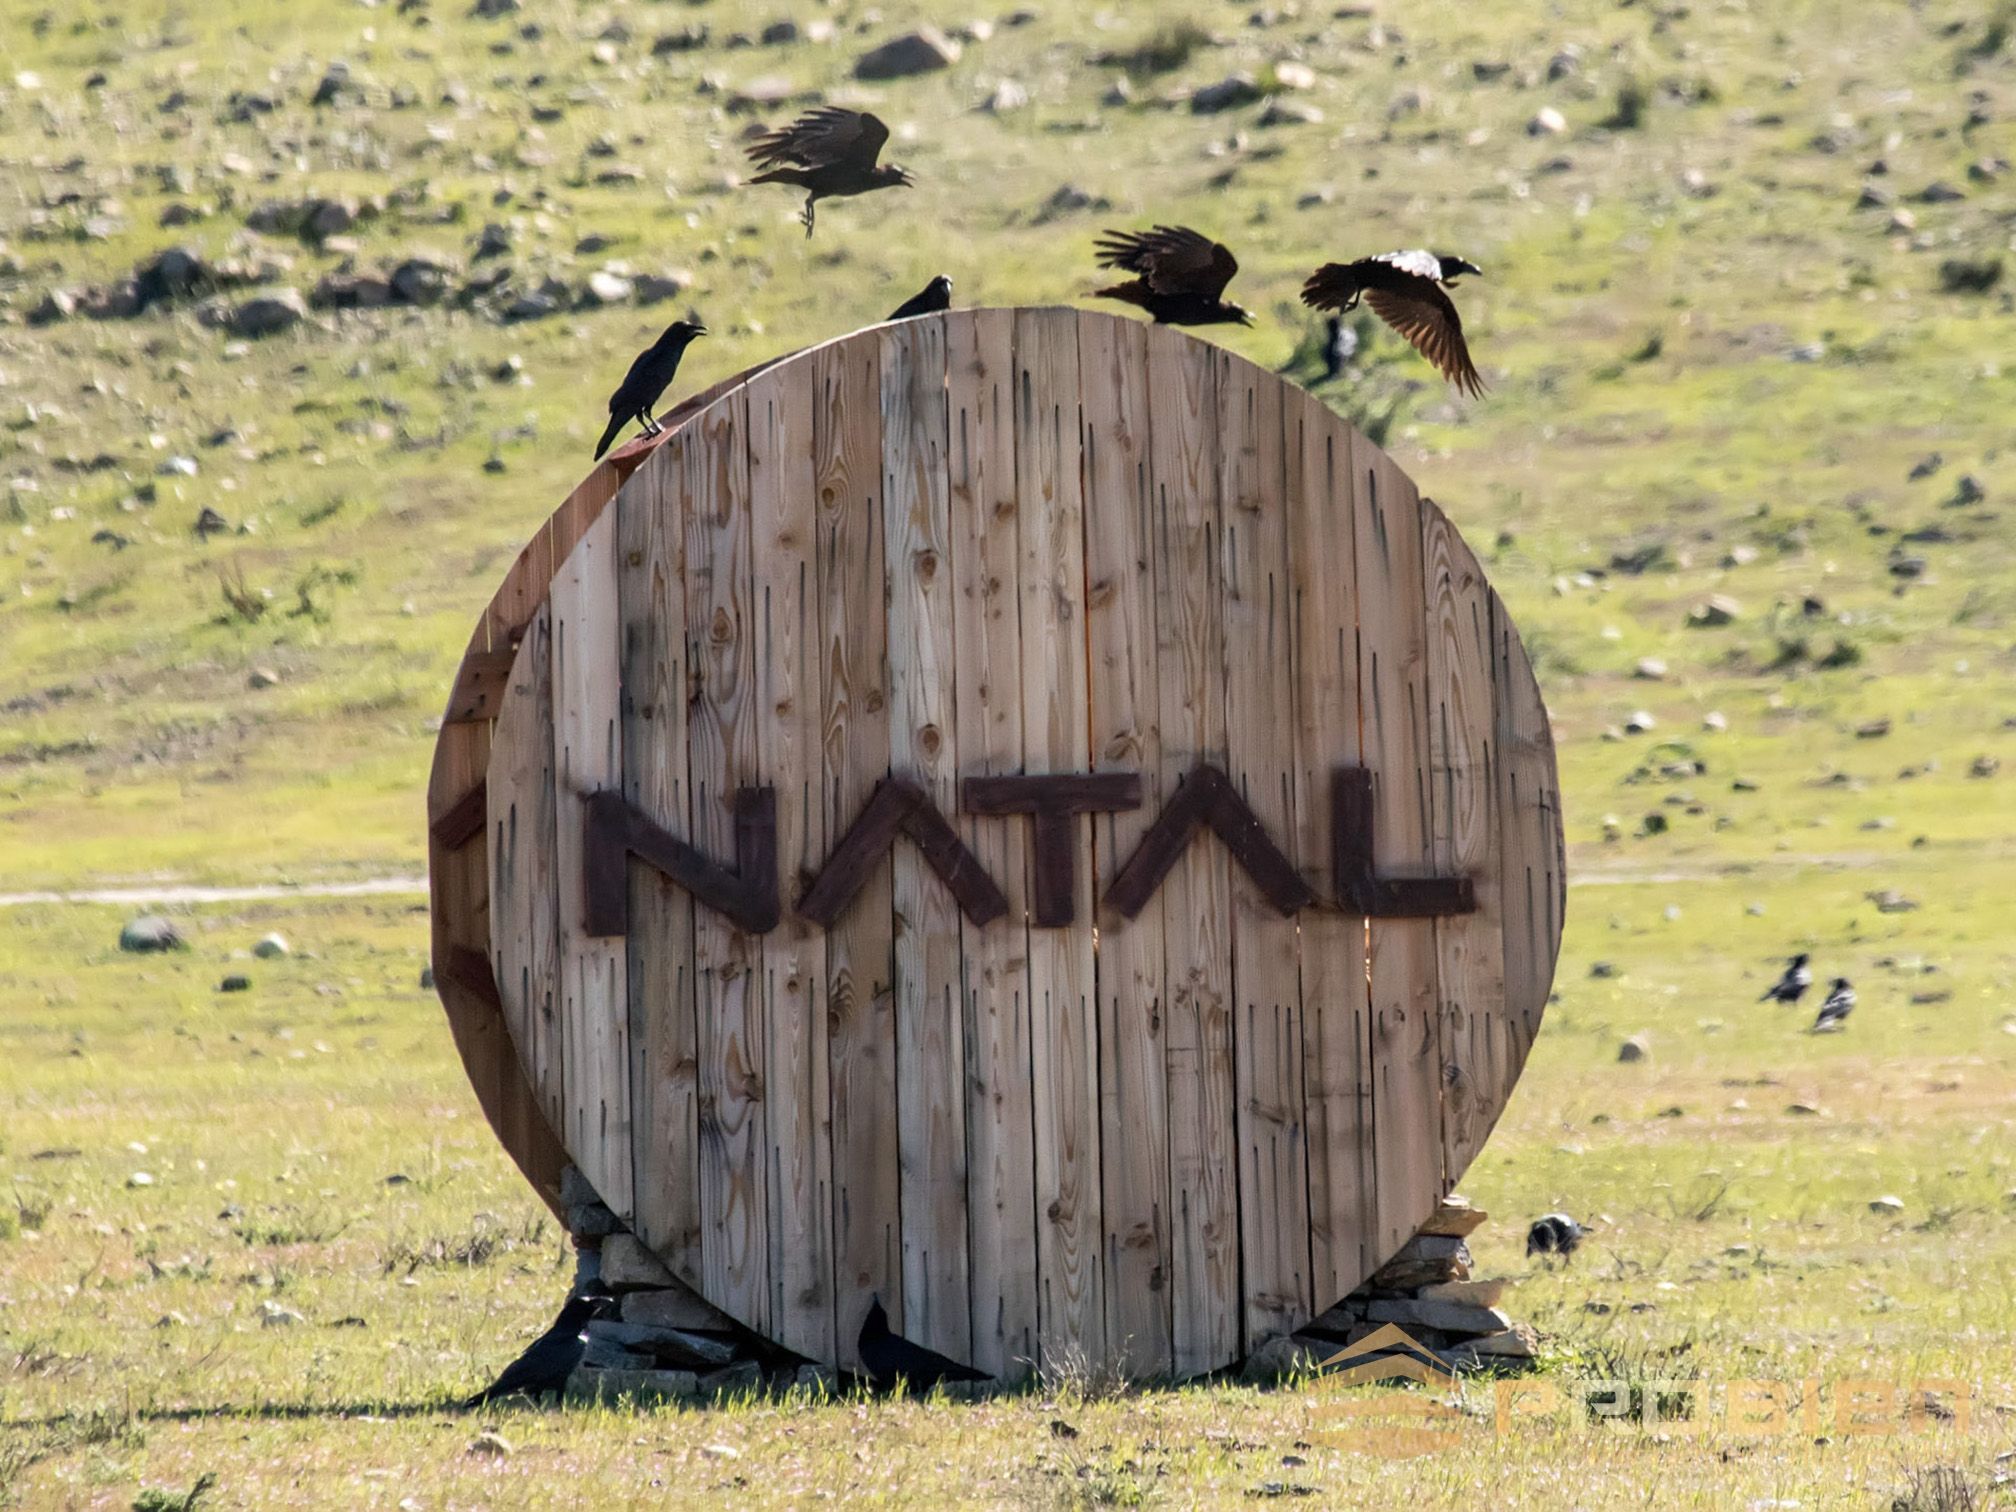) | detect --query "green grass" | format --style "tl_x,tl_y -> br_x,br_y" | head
3,0 -> 2015,1502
